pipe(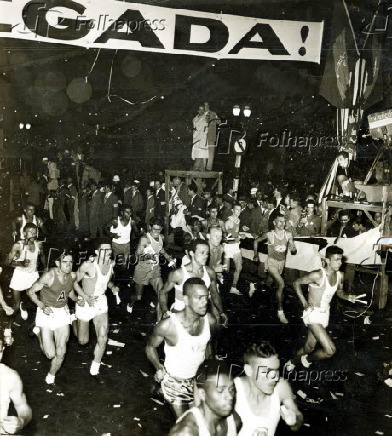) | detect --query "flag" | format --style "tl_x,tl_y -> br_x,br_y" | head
319,0 -> 360,108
